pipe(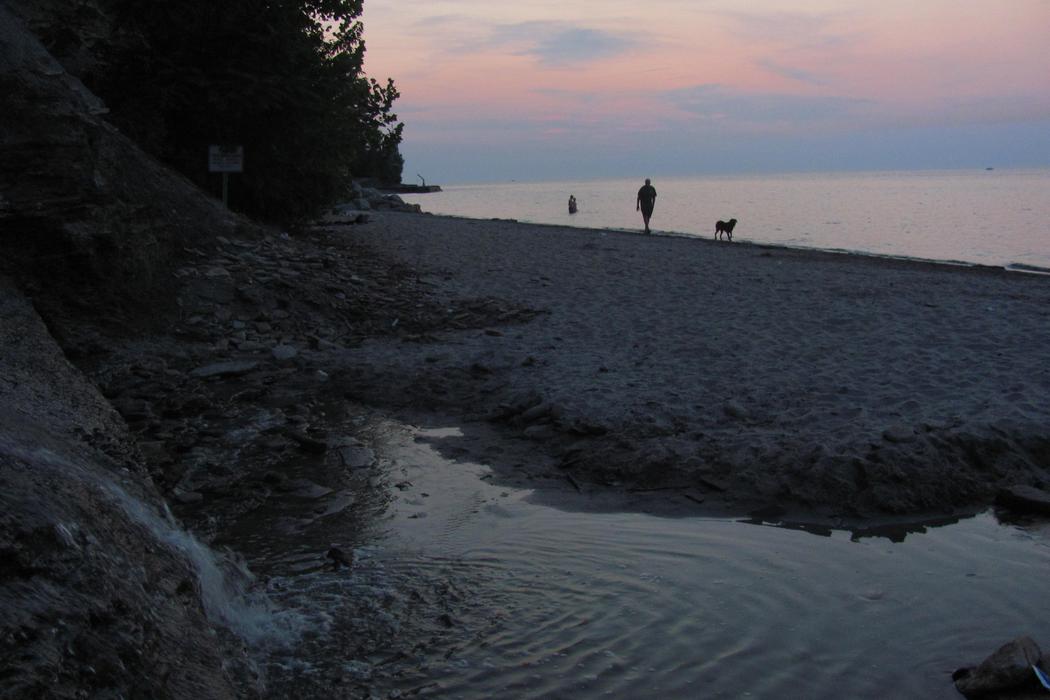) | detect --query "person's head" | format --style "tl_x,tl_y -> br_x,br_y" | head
645,178 -> 651,185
